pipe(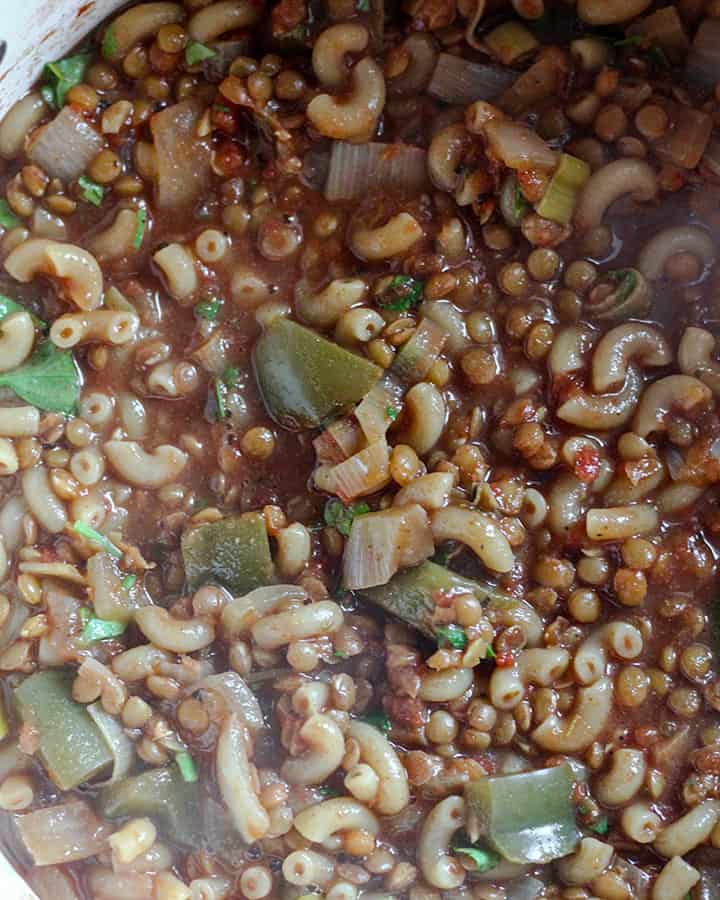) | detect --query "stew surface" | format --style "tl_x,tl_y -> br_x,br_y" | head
0,0 -> 719,898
